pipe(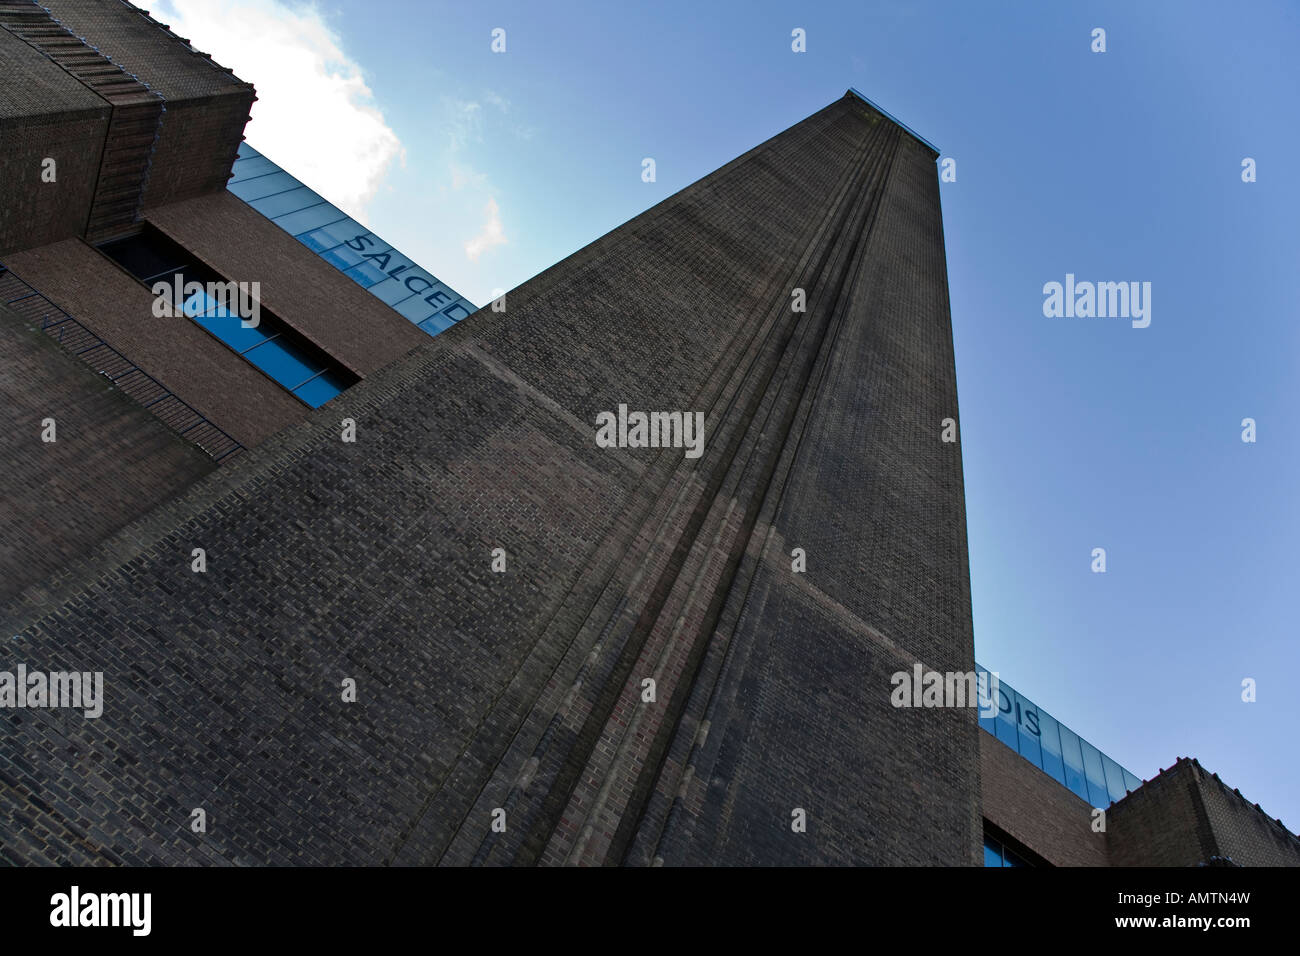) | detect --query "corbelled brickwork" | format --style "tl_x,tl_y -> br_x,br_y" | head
0,0 -> 253,255
0,26 -> 108,254
36,0 -> 254,212
0,0 -> 165,241
0,92 -> 979,866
